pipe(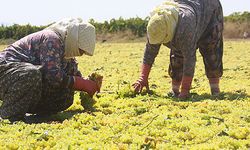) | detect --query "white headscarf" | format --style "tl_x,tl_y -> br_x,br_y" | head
147,0 -> 179,44
46,18 -> 96,58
